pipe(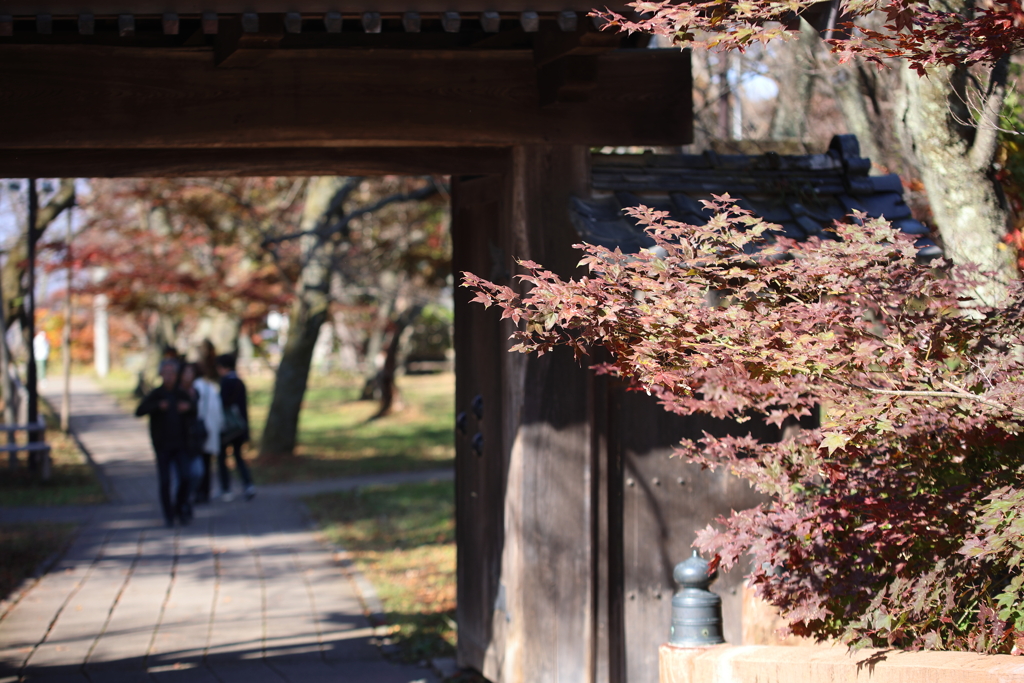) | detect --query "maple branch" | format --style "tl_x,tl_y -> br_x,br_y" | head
858,383 -> 1024,418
